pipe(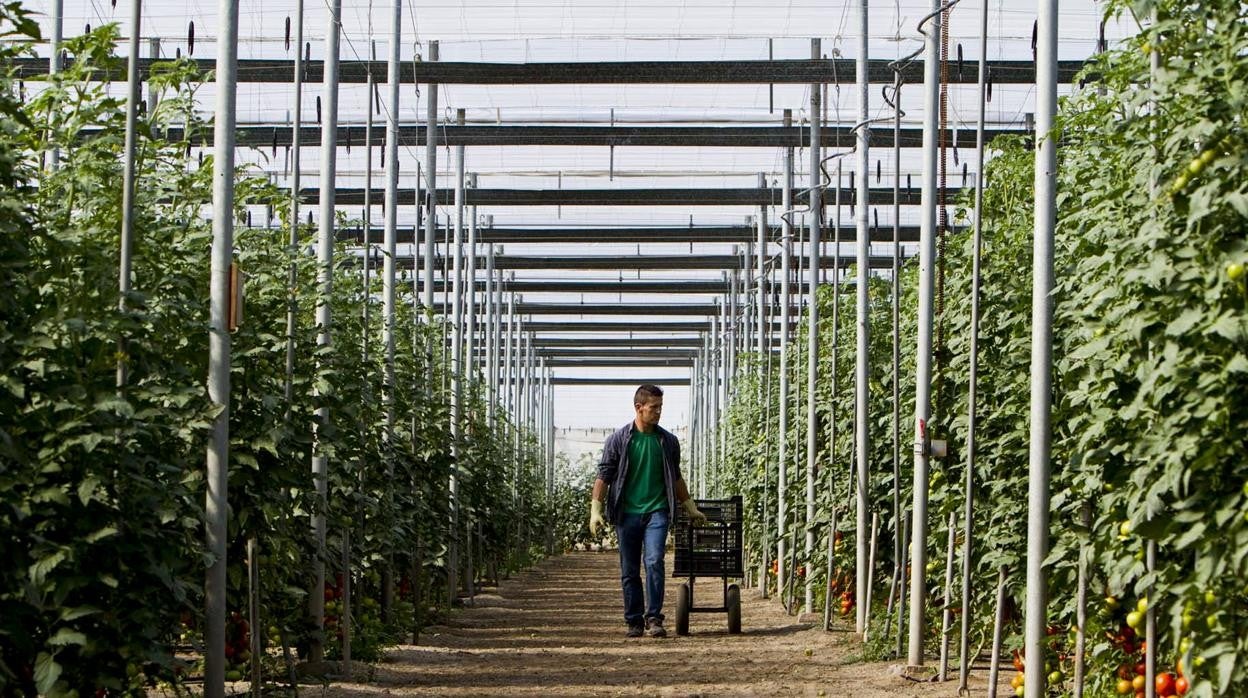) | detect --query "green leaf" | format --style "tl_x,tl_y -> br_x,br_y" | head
29,549 -> 66,586
85,525 -> 118,543
58,606 -> 101,622
34,652 -> 61,695
47,628 -> 87,646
